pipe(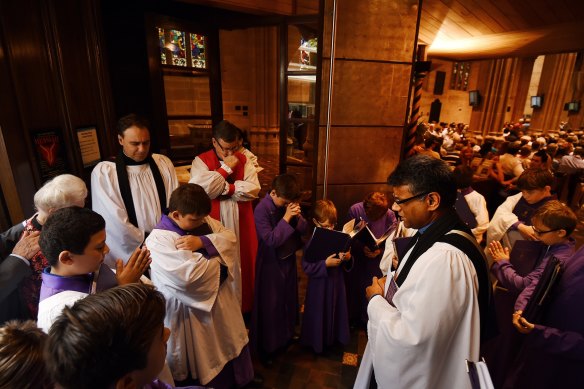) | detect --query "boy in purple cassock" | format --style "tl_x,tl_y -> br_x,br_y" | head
250,174 -> 308,363
504,245 -> 584,389
300,199 -> 350,354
